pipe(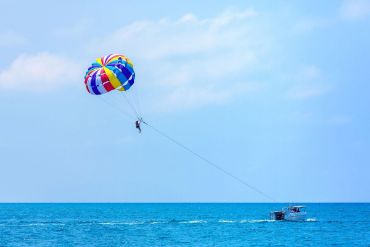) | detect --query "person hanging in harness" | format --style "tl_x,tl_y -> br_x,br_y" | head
135,117 -> 145,133
135,120 -> 141,133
